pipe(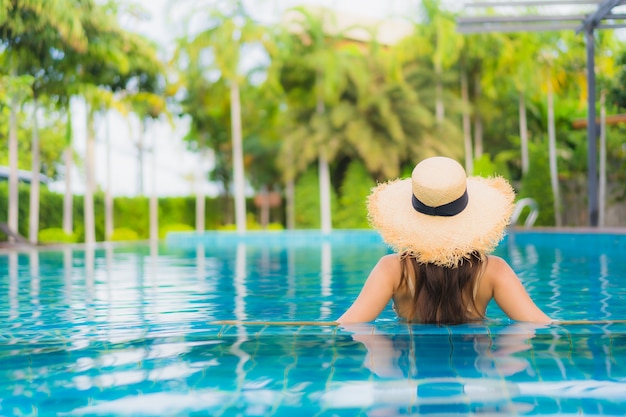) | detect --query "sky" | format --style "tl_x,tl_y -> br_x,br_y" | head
50,0 -> 419,197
